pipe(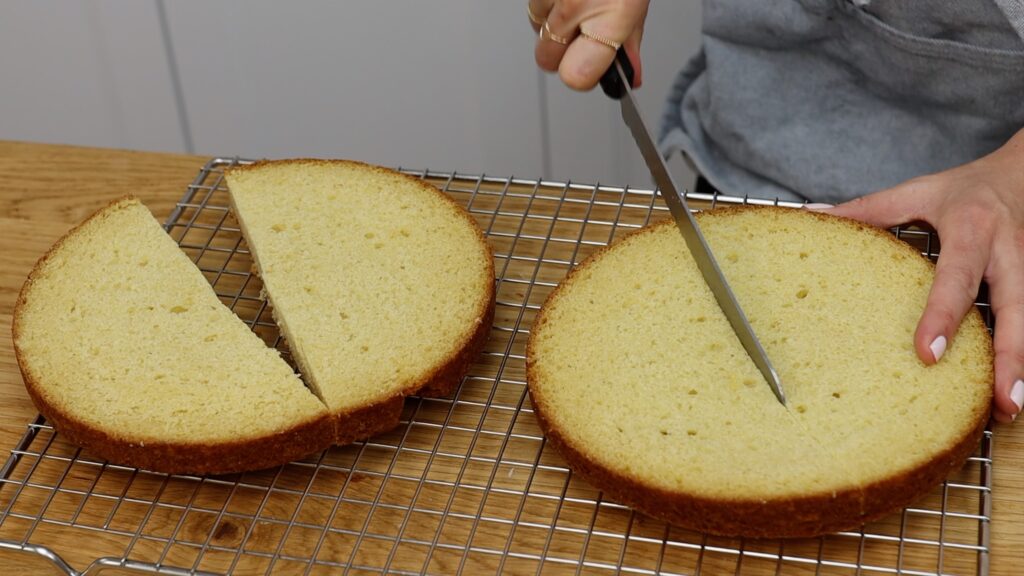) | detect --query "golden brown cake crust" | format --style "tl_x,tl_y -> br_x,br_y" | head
18,363 -> 336,475
12,196 -> 338,475
226,159 -> 497,445
526,205 -> 992,539
530,390 -> 987,538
